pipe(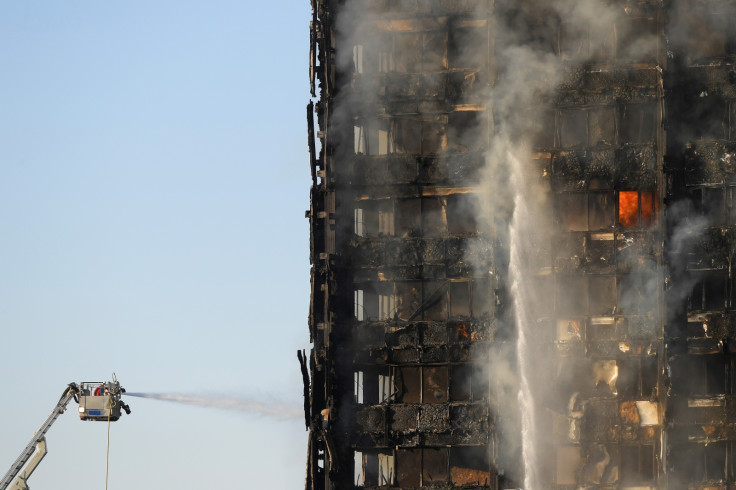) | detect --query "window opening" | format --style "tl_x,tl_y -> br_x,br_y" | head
354,371 -> 365,404
619,190 -> 656,228
354,208 -> 365,236
353,44 -> 364,73
355,289 -> 365,321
